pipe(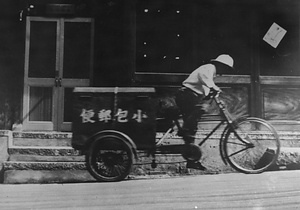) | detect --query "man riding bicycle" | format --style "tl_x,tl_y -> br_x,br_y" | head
175,54 -> 234,170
